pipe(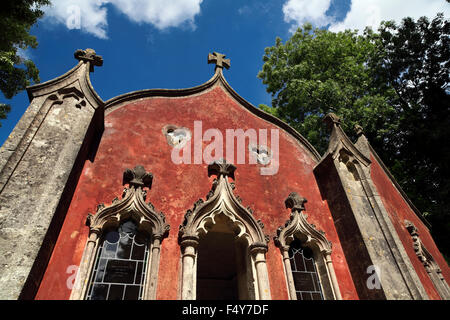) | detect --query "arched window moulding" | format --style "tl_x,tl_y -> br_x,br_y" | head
178,159 -> 271,300
69,165 -> 170,300
274,192 -> 342,300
